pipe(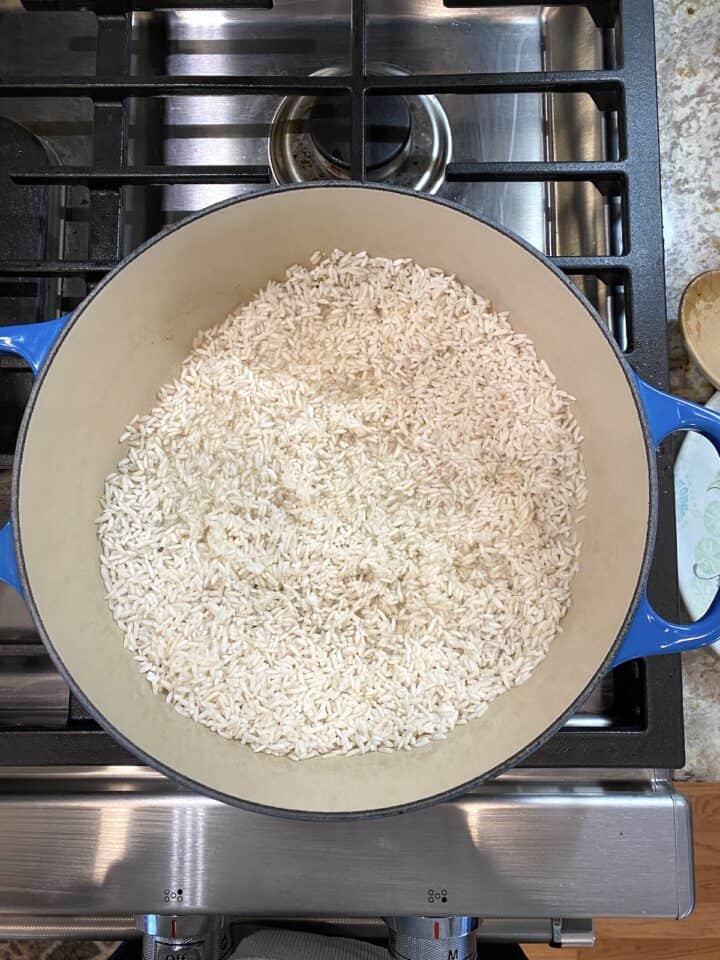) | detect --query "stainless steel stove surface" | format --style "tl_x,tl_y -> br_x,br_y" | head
0,0 -> 692,943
